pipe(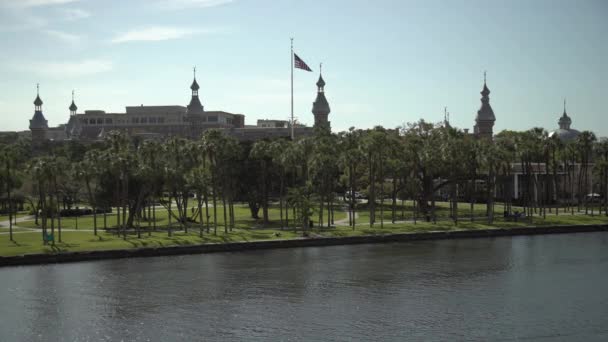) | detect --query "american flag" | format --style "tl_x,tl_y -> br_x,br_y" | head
294,53 -> 312,72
